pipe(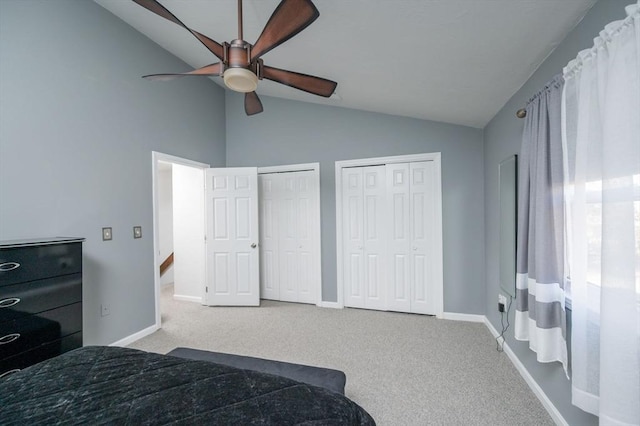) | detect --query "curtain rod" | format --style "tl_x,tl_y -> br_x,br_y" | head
516,108 -> 526,118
